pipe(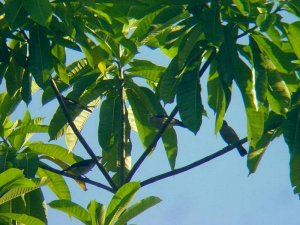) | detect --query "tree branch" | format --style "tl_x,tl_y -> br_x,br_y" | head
140,137 -> 247,187
39,162 -> 114,193
126,49 -> 217,182
49,79 -> 117,192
